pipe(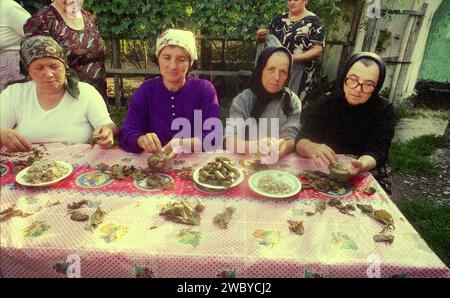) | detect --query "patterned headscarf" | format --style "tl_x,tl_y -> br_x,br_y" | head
155,29 -> 198,65
20,35 -> 80,99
